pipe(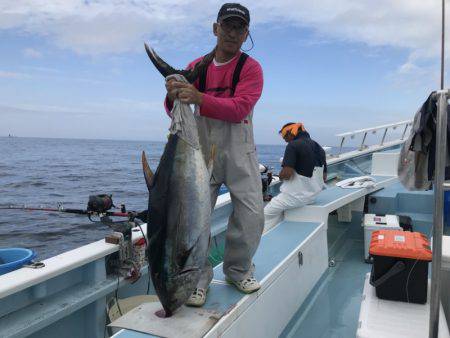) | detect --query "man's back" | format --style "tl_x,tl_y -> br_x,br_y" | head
282,132 -> 326,178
